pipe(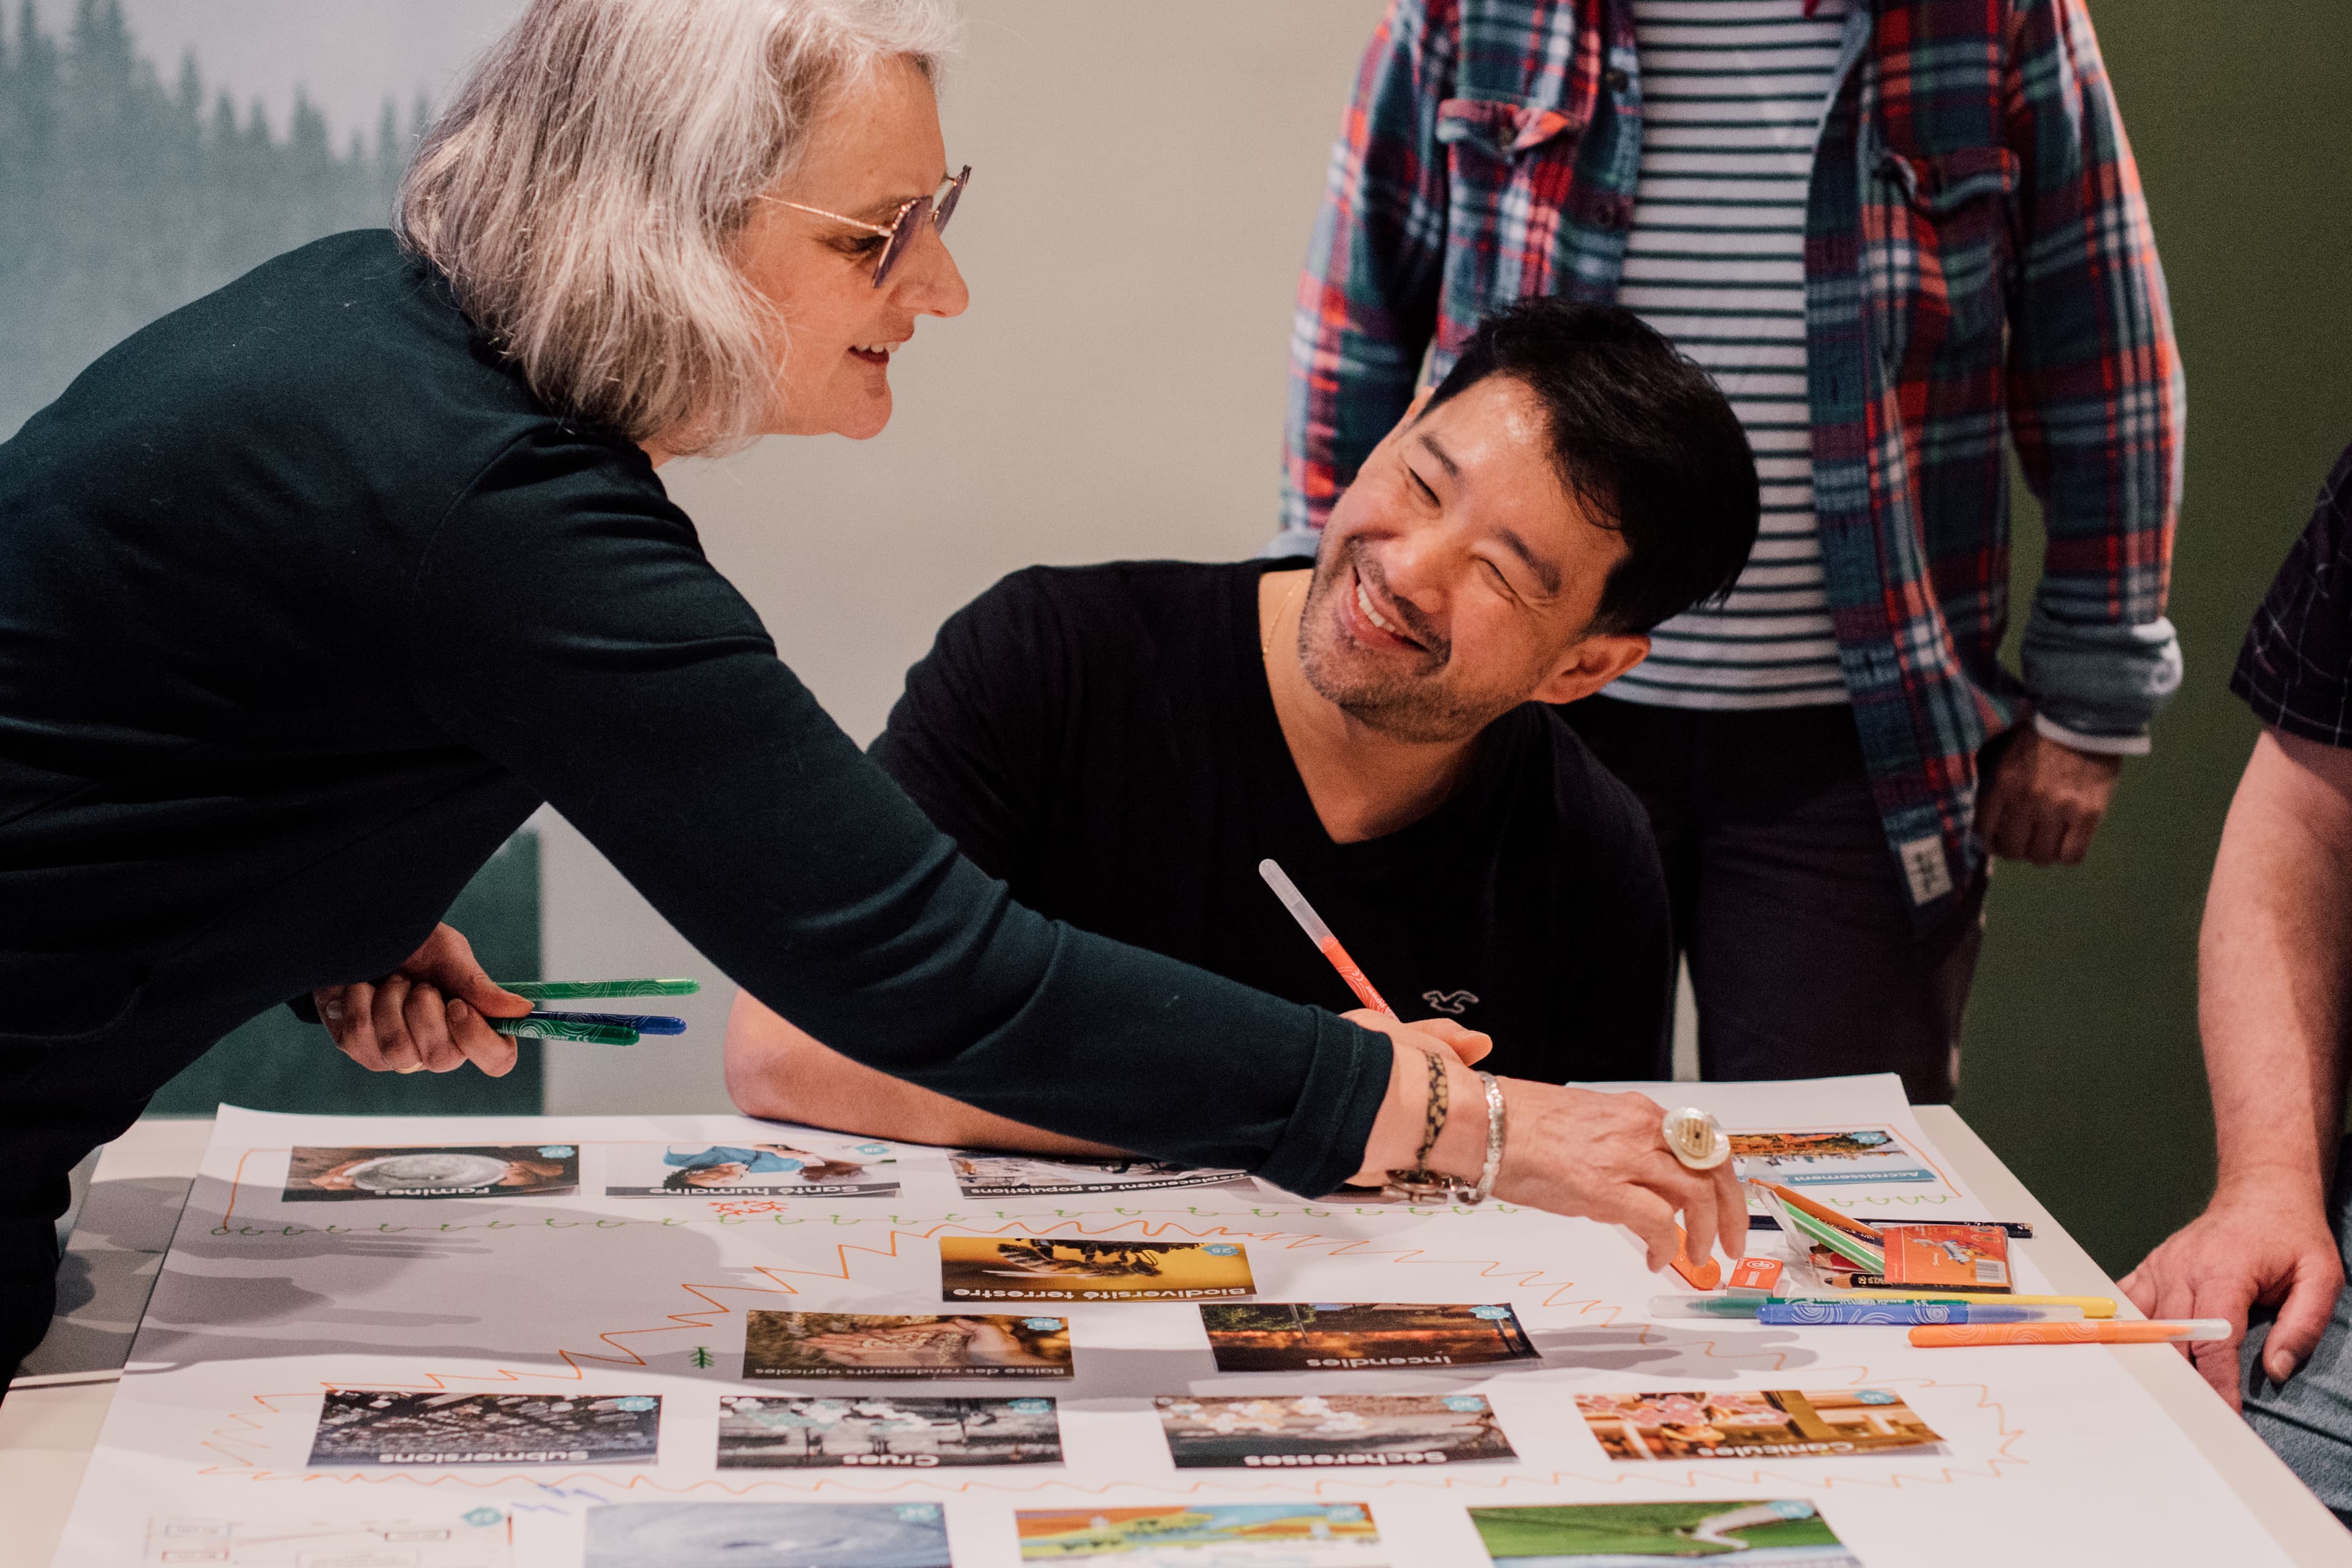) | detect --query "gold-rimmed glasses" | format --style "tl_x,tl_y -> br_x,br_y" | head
769,165 -> 971,287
